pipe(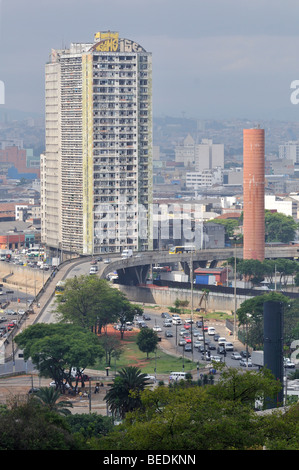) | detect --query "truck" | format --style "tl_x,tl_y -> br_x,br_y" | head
251,351 -> 264,367
121,249 -> 133,259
